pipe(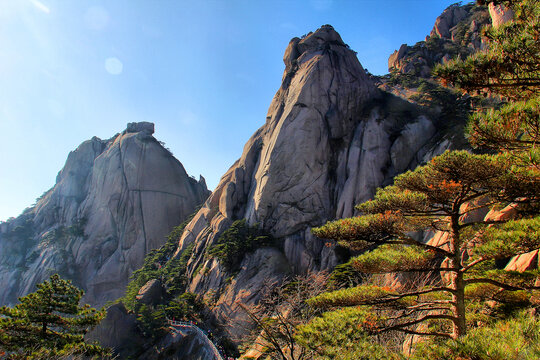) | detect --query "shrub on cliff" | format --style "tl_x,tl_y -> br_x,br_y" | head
207,219 -> 274,273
